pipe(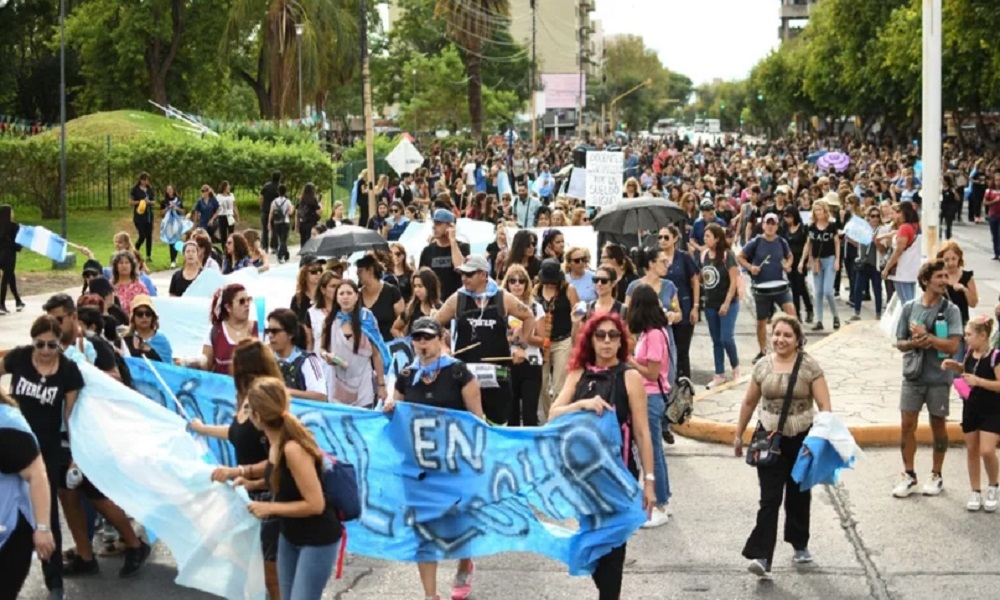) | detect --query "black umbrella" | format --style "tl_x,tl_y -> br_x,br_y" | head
299,225 -> 389,257
591,197 -> 686,241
